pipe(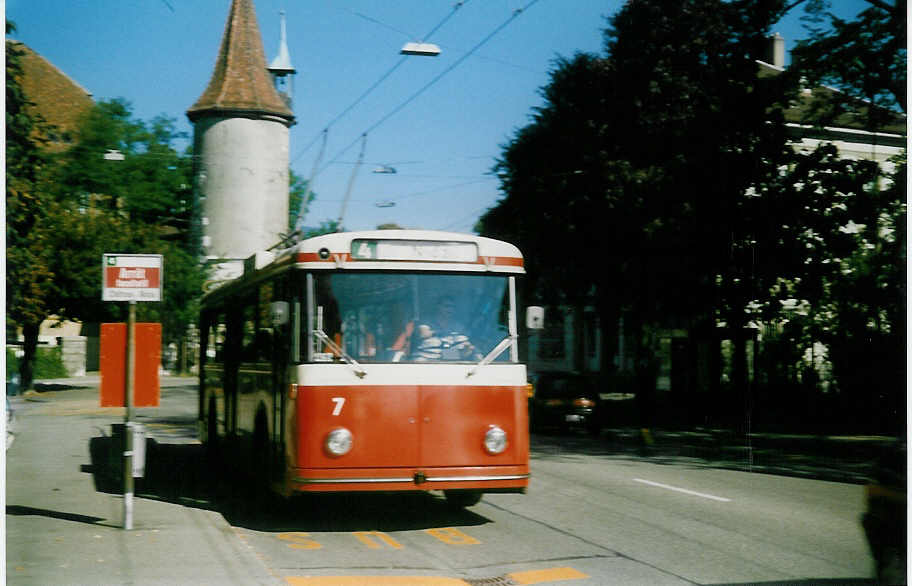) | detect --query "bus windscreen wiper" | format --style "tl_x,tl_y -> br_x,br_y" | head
466,336 -> 514,378
313,329 -> 367,379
